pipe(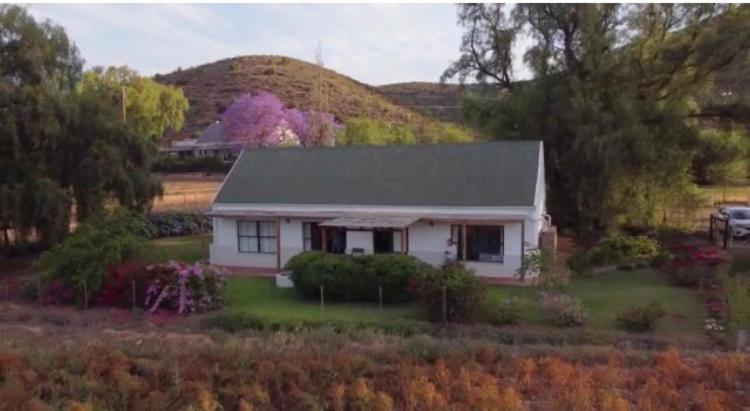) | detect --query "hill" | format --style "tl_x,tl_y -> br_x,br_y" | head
155,55 -> 447,140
